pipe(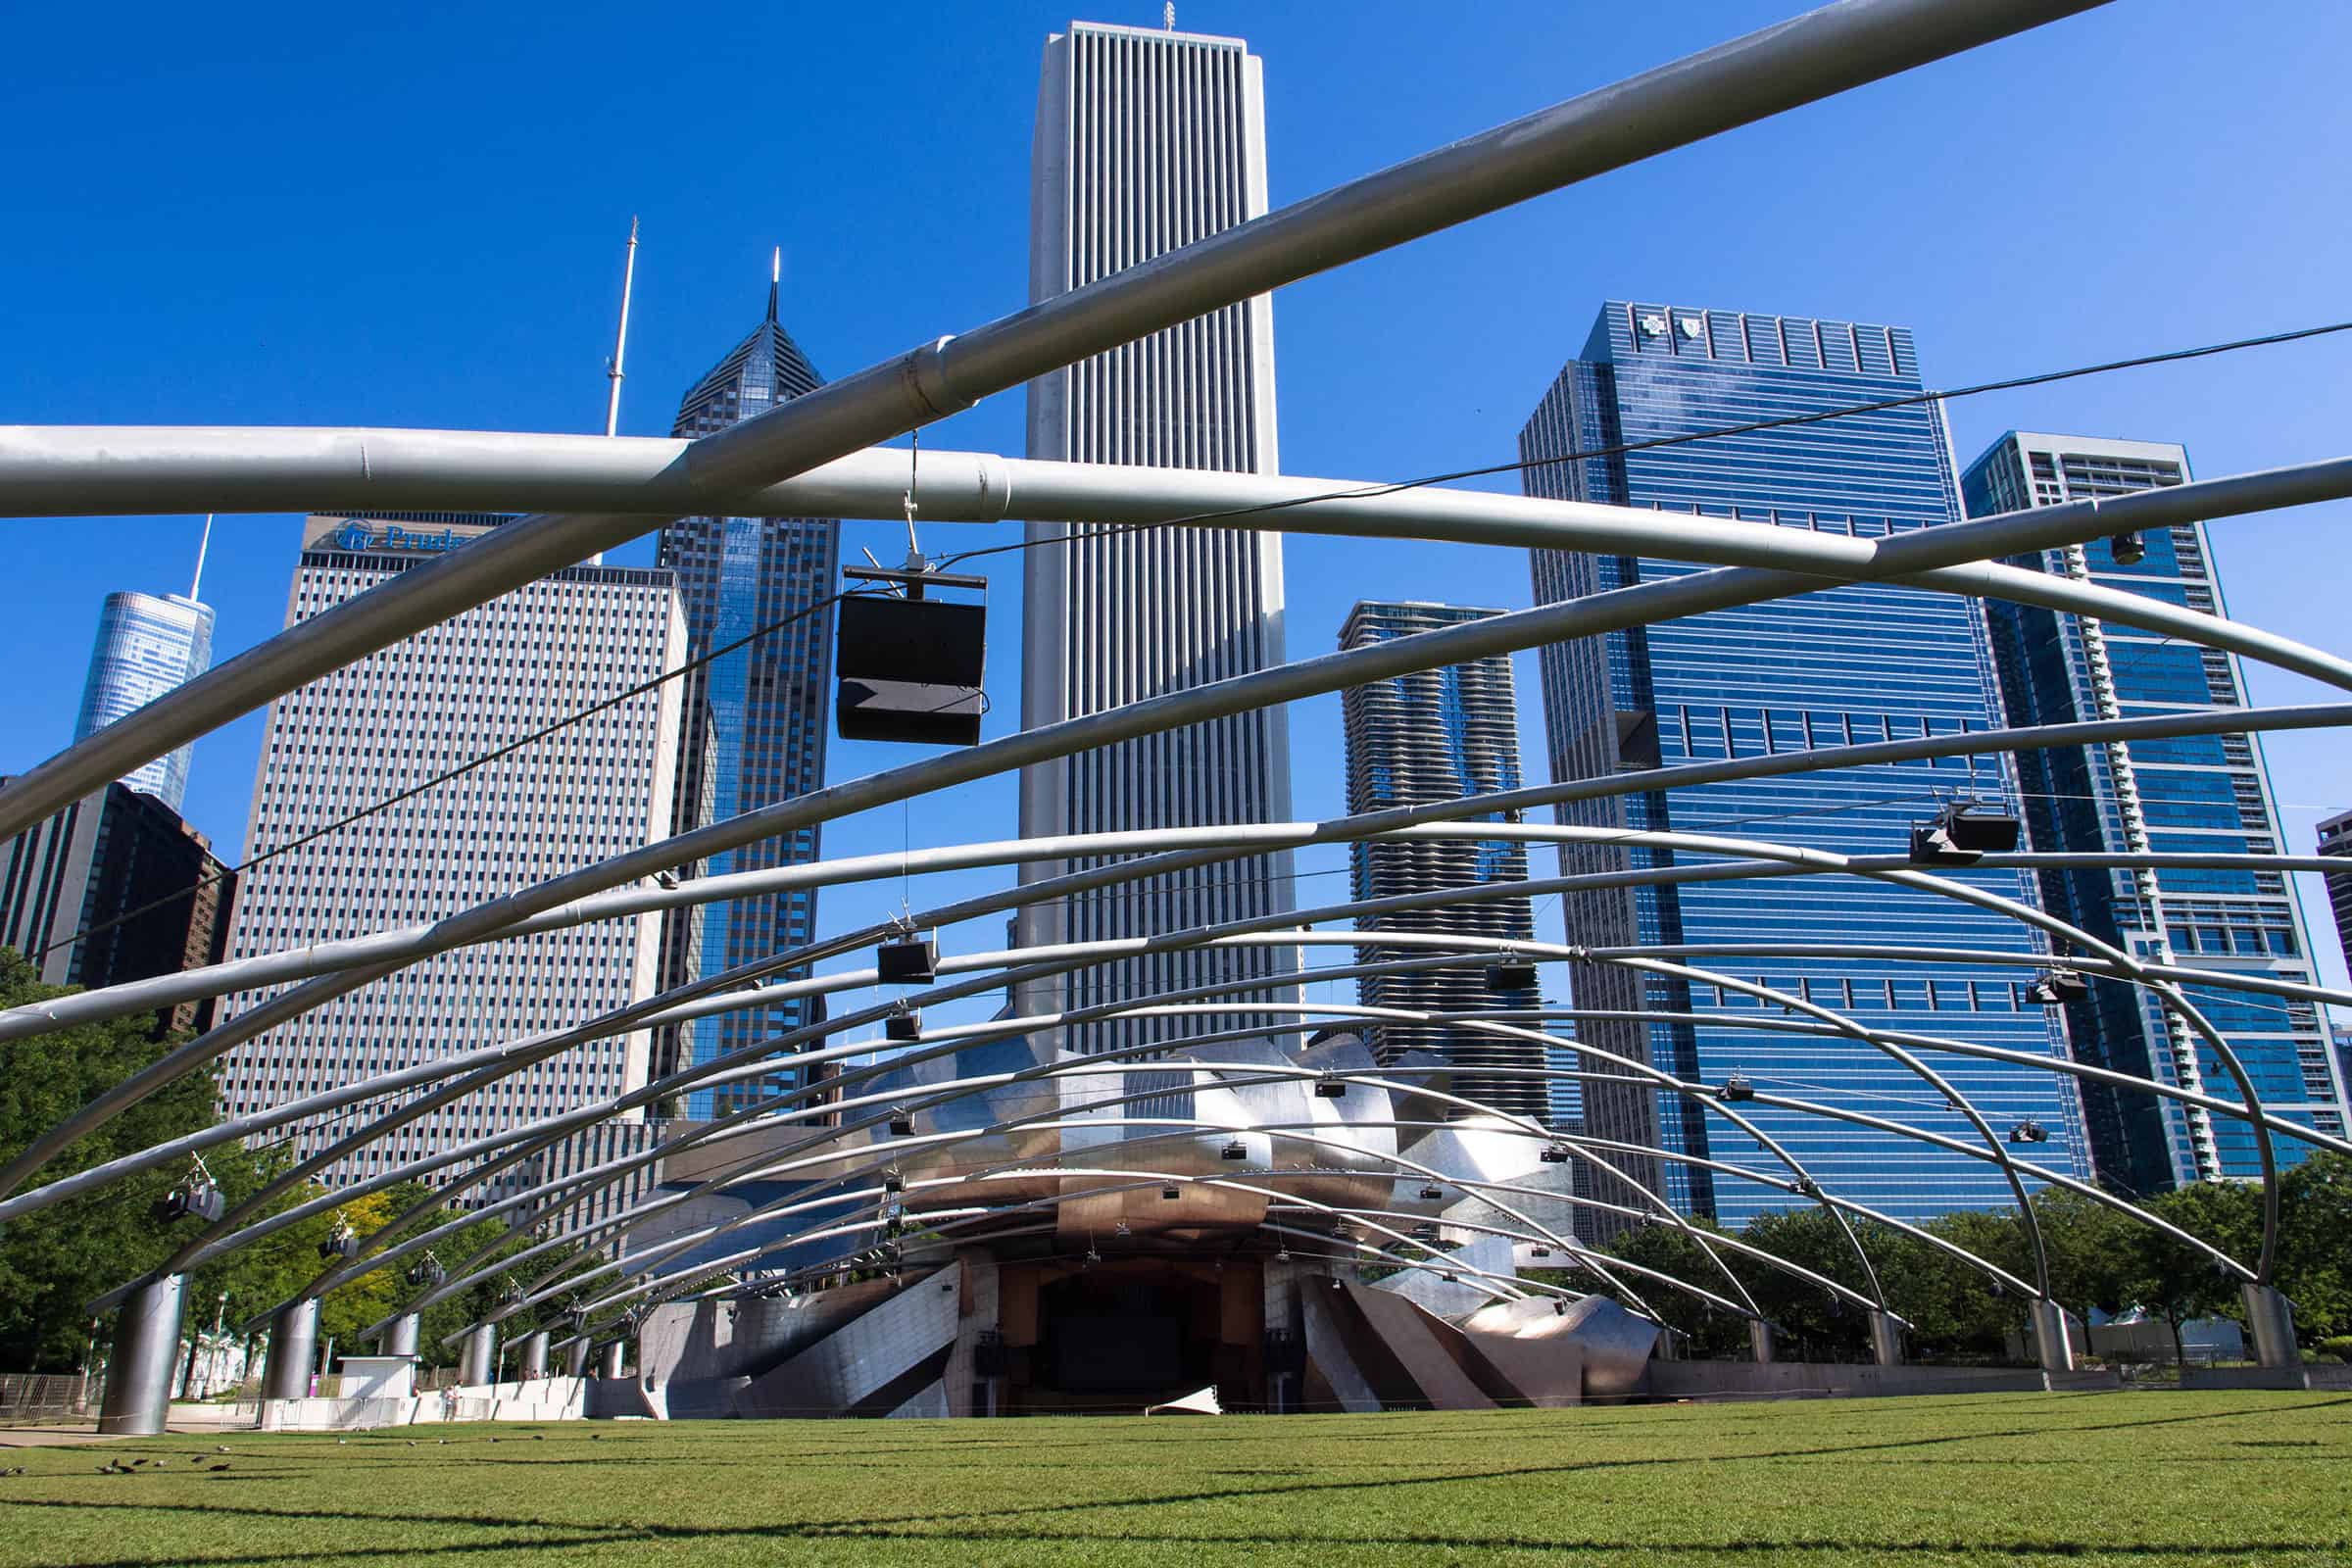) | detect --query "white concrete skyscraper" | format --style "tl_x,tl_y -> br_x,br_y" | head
217,514 -> 688,1207
1019,20 -> 1295,1055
